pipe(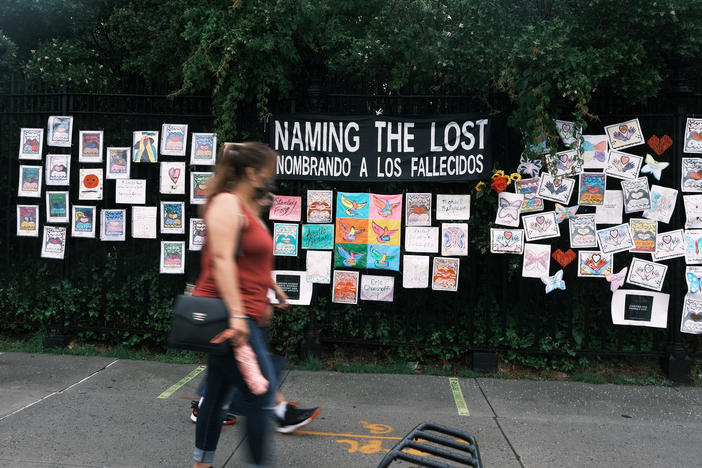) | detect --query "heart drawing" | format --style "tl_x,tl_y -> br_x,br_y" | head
552,249 -> 576,268
647,135 -> 672,156
168,167 -> 181,184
